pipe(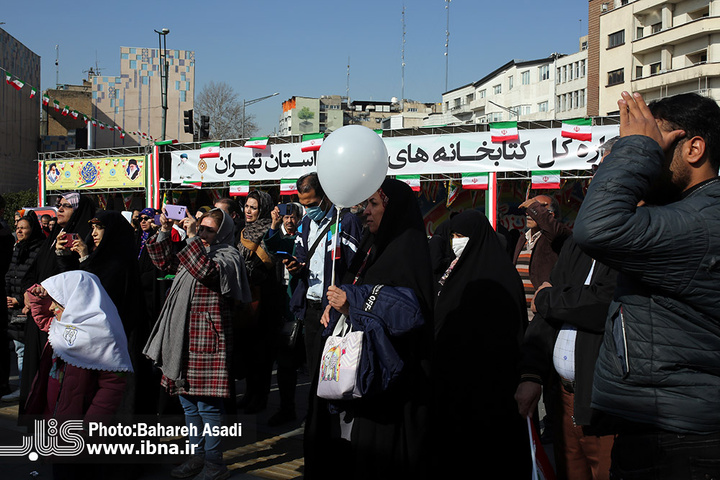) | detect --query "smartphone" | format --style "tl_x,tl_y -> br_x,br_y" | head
63,233 -> 79,248
165,205 -> 187,221
275,251 -> 296,261
154,214 -> 161,225
277,203 -> 290,216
